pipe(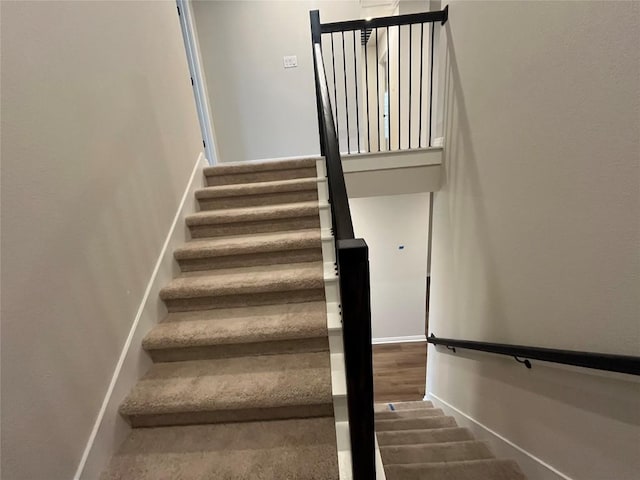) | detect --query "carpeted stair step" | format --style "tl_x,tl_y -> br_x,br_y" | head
380,440 -> 494,464
101,416 -> 339,480
384,459 -> 527,480
119,351 -> 333,428
377,400 -> 434,411
142,301 -> 329,362
196,177 -> 318,210
159,263 -> 325,312
186,201 -> 320,238
377,427 -> 474,446
375,408 -> 445,420
204,158 -> 317,187
174,230 -> 321,272
376,416 -> 458,432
